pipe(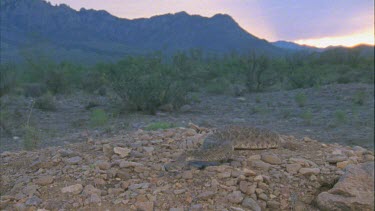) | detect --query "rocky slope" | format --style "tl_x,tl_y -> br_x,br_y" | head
1,126 -> 373,210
